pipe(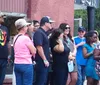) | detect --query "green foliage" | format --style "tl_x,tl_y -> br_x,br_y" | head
74,10 -> 88,36
74,10 -> 87,31
74,6 -> 100,34
95,7 -> 100,33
